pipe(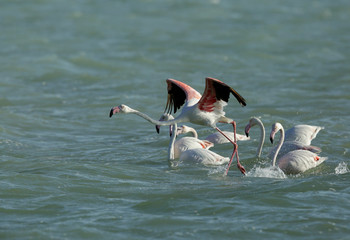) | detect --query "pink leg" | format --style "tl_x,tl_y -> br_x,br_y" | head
215,122 -> 246,175
225,143 -> 238,175
230,121 -> 246,175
